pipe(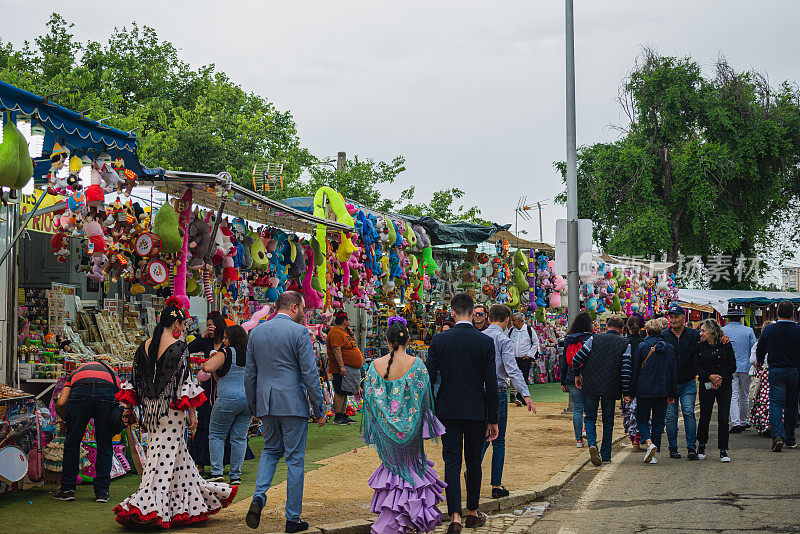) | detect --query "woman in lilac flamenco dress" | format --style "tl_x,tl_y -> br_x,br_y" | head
362,317 -> 446,534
